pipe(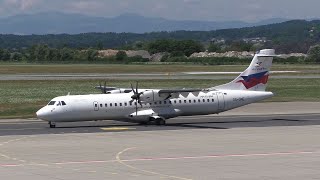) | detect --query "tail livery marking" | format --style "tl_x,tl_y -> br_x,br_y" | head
236,71 -> 269,89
